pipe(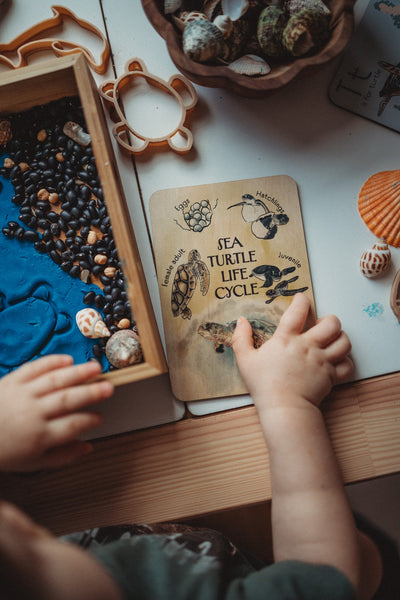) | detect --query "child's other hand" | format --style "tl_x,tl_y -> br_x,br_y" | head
0,356 -> 113,472
232,293 -> 353,412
